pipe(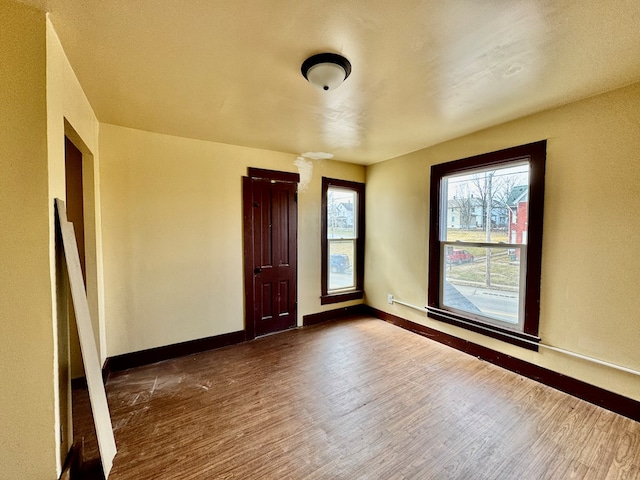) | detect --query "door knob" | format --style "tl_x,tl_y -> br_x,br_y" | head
254,267 -> 262,274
